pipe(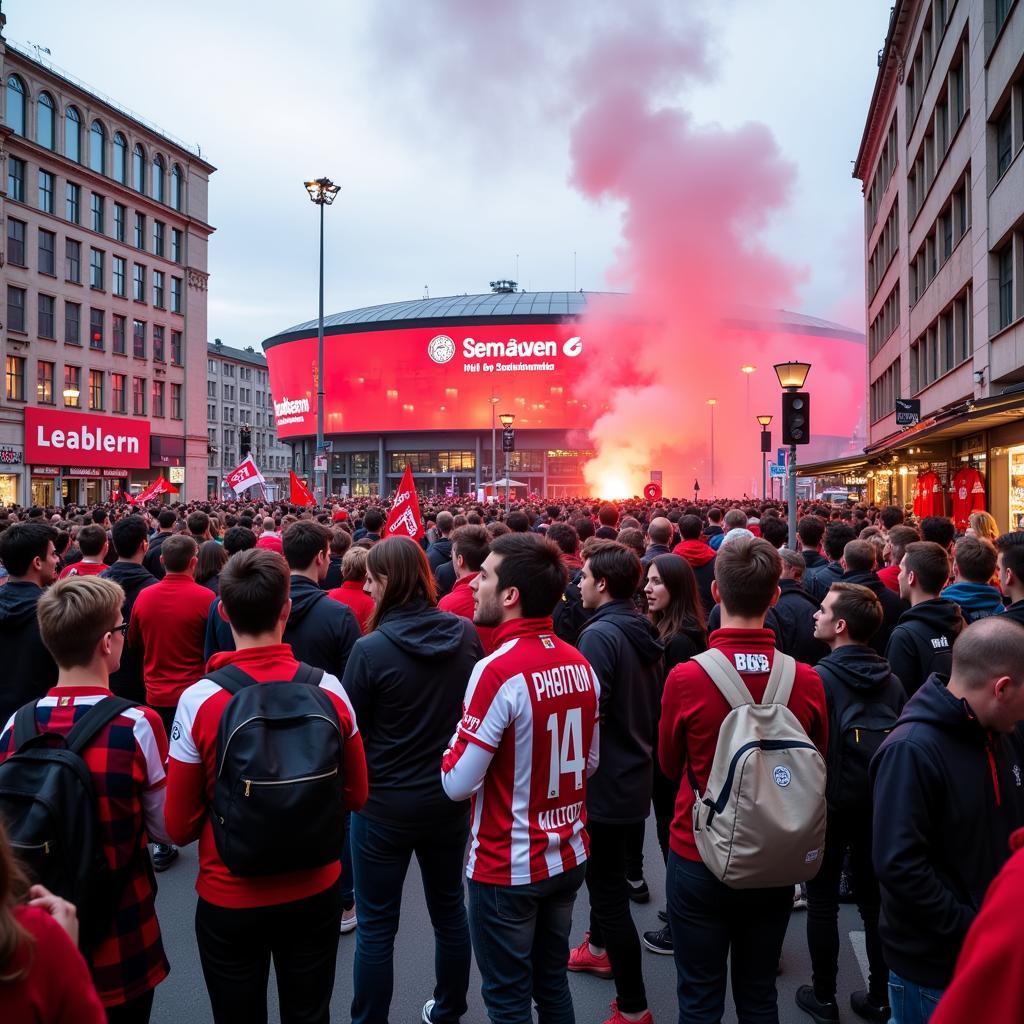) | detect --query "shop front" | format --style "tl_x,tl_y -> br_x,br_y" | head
0,444 -> 24,506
